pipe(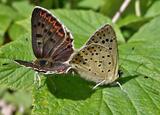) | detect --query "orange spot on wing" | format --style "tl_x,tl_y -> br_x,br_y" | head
40,11 -> 46,18
55,26 -> 60,31
39,11 -> 64,37
50,28 -> 54,32
52,21 -> 56,26
39,11 -> 43,16
45,16 -> 49,21
48,17 -> 52,23
58,32 -> 64,37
